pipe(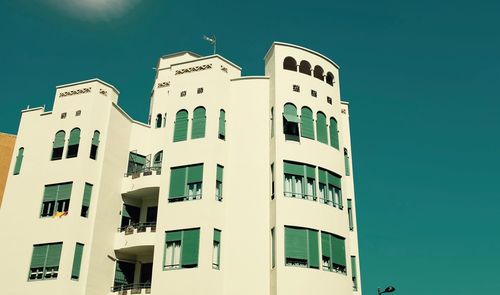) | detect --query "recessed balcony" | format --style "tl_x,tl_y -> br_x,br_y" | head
111,247 -> 154,295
